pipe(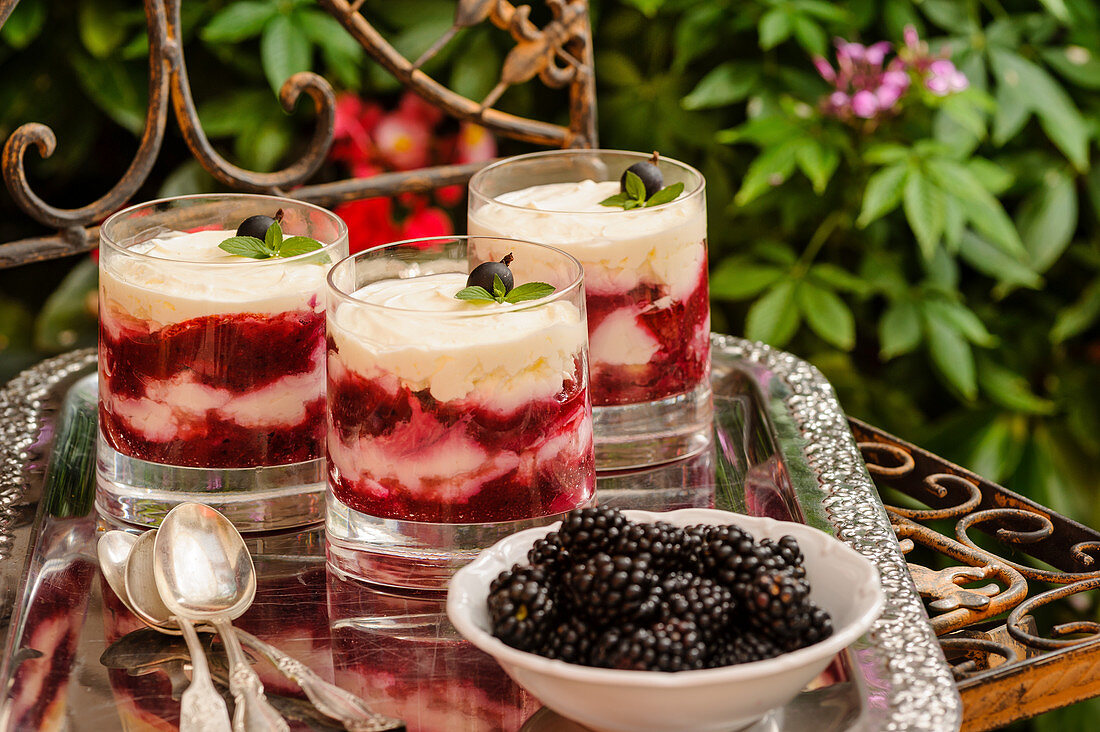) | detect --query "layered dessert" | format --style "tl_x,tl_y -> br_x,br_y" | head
327,270 -> 594,524
99,228 -> 330,468
469,173 -> 709,407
